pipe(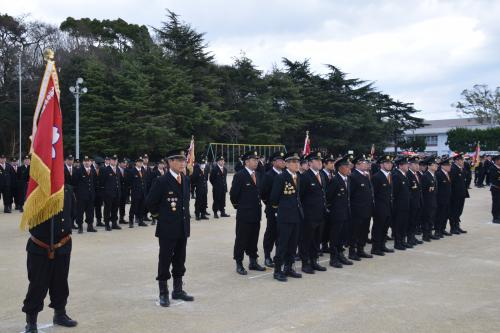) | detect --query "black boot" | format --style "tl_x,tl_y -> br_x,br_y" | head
264,257 -> 275,268
172,278 -> 194,301
220,211 -> 230,217
105,221 -> 112,231
274,262 -> 287,282
158,281 -> 170,307
311,258 -> 327,271
357,247 -> 373,258
301,260 -> 315,274
195,214 -> 201,221
78,224 -> 83,234
25,313 -> 38,333
284,264 -> 302,278
214,211 -> 219,219
87,224 -> 97,232
53,309 -> 78,327
138,219 -> 148,227
96,220 -> 105,227
248,258 -> 266,271
329,251 -> 343,268
236,261 -> 247,275
338,251 -> 353,265
348,247 -> 361,261
370,245 -> 385,256
129,219 -> 134,228
112,221 -> 122,230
